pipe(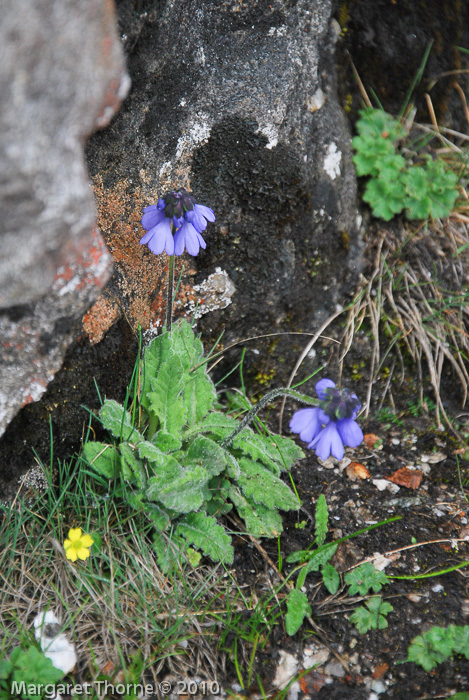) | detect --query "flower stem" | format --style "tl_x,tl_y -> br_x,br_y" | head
165,254 -> 175,332
221,388 -> 319,447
